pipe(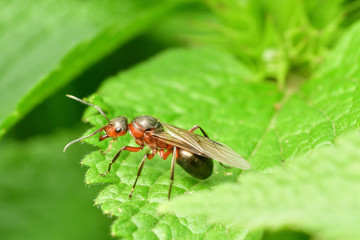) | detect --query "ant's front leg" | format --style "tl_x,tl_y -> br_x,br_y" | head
101,138 -> 117,154
100,145 -> 144,176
